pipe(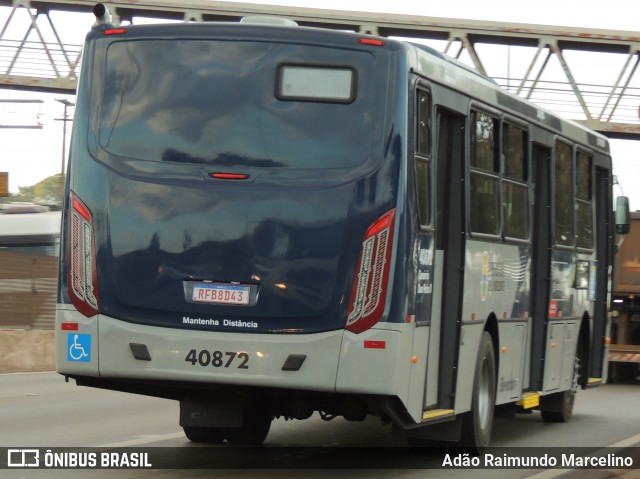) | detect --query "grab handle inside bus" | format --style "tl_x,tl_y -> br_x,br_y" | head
615,196 -> 630,235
